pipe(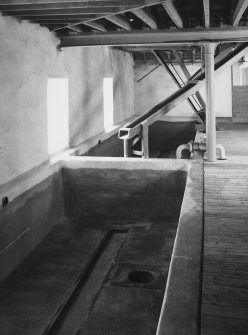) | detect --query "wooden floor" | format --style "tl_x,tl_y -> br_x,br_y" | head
216,125 -> 248,156
201,125 -> 248,335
